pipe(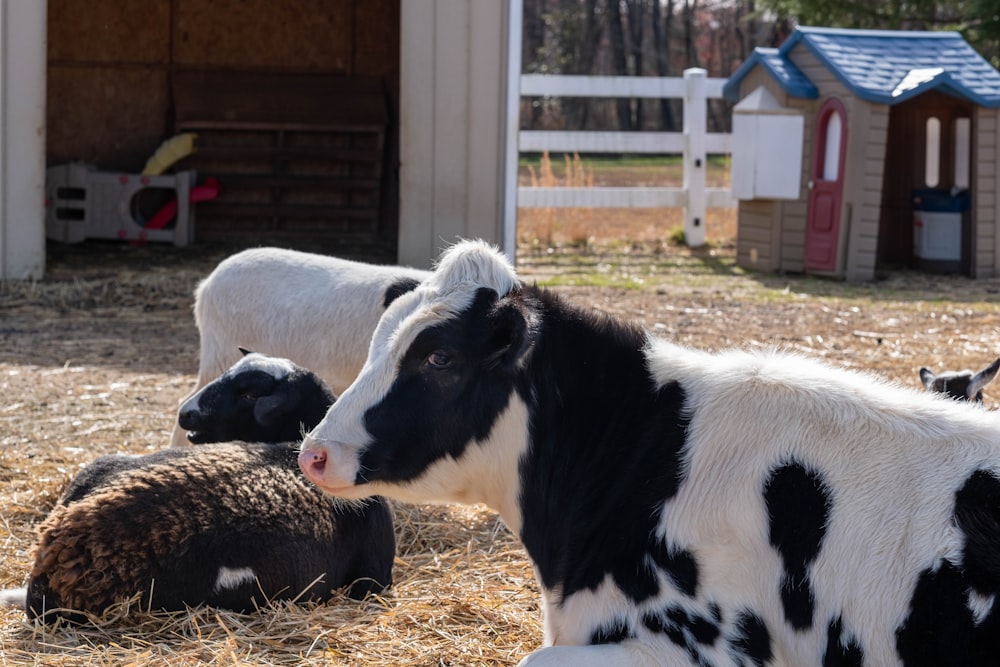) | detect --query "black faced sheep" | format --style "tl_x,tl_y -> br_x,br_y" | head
7,353 -> 395,624
178,347 -> 336,444
169,246 -> 429,447
919,357 -> 1000,403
